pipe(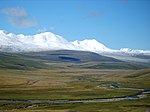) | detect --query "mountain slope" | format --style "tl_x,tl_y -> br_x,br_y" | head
1,30 -> 149,55
0,30 -> 77,52
71,39 -> 111,51
0,52 -> 48,70
0,50 -> 148,70
72,62 -> 147,70
21,50 -> 120,63
0,30 -> 111,52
